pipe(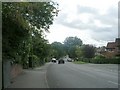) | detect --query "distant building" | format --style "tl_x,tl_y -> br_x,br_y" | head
95,38 -> 120,58
105,38 -> 120,58
115,38 -> 120,56
95,46 -> 106,56
106,42 -> 116,52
